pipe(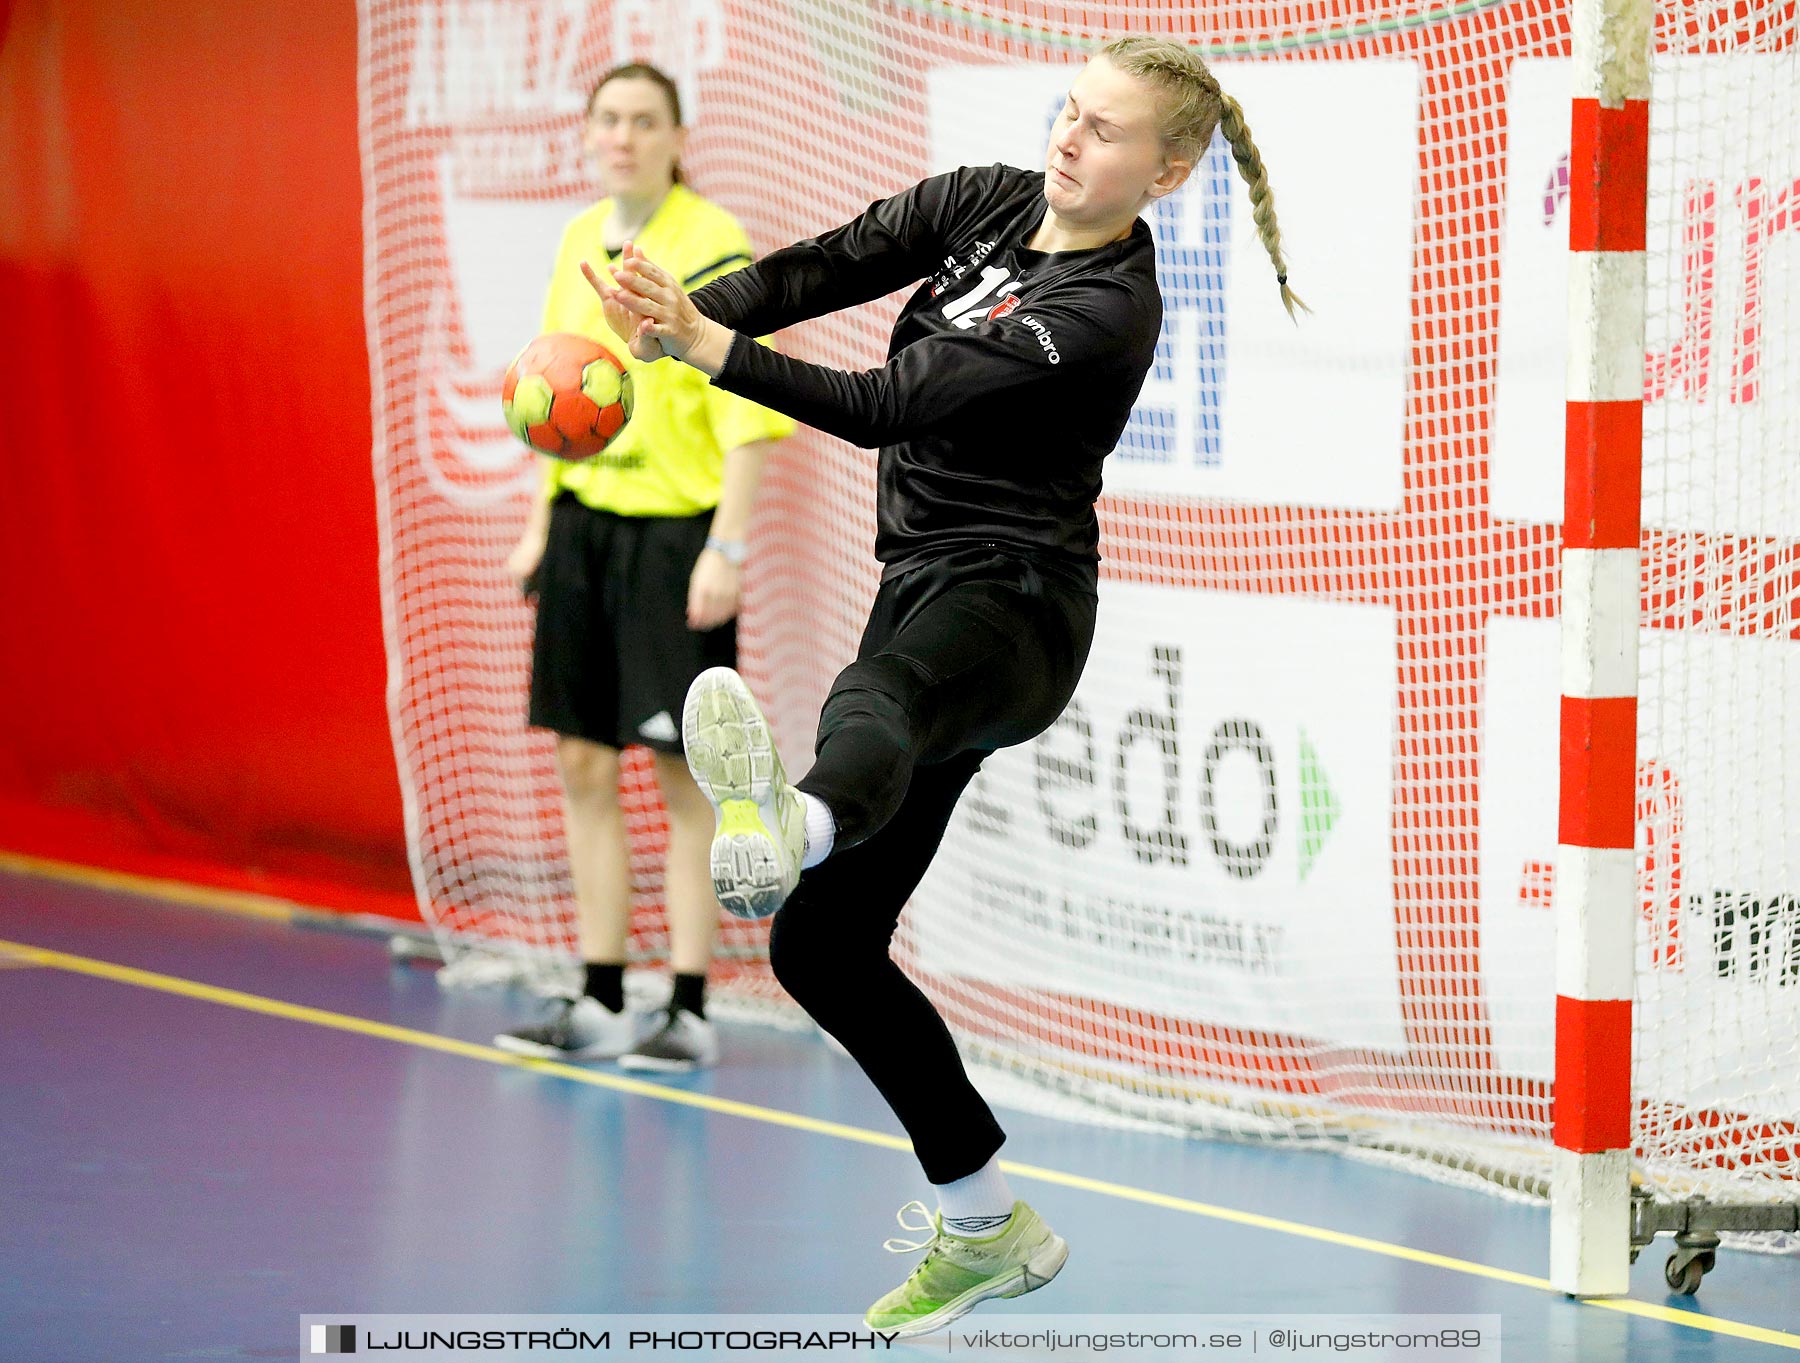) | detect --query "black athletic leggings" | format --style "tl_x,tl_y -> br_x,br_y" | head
772,547 -> 1097,1185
